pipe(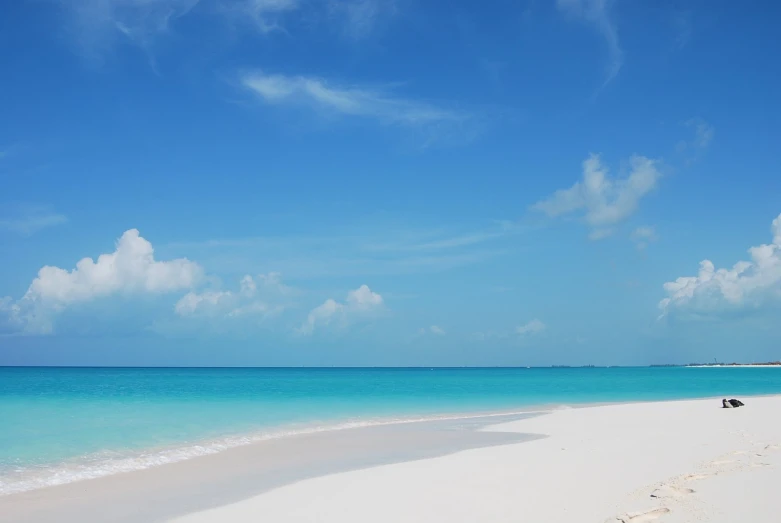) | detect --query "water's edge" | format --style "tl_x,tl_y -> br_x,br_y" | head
0,407 -> 550,496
